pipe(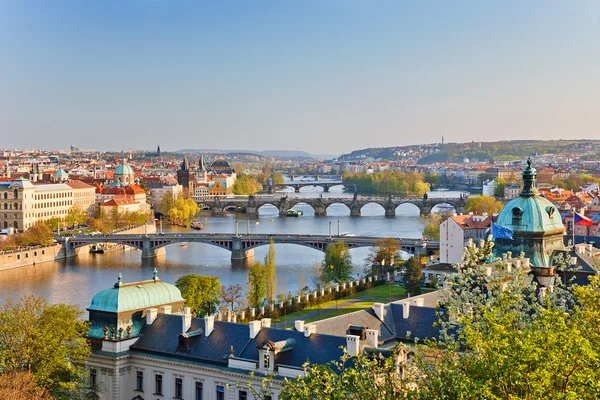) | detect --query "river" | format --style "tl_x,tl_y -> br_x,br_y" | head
0,186 -> 462,310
